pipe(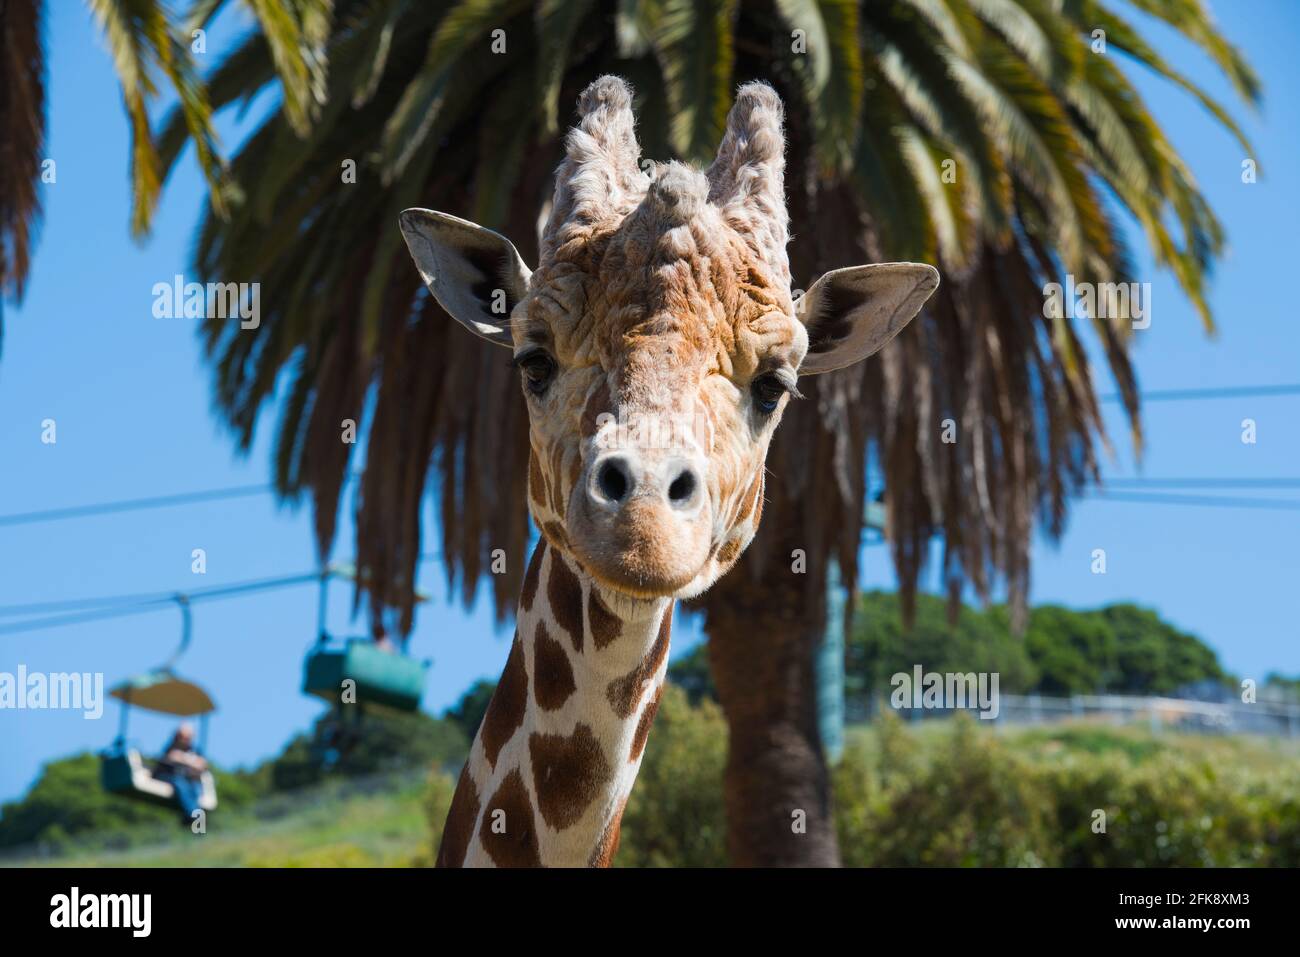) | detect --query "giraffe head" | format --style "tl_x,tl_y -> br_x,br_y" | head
401,77 -> 938,601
